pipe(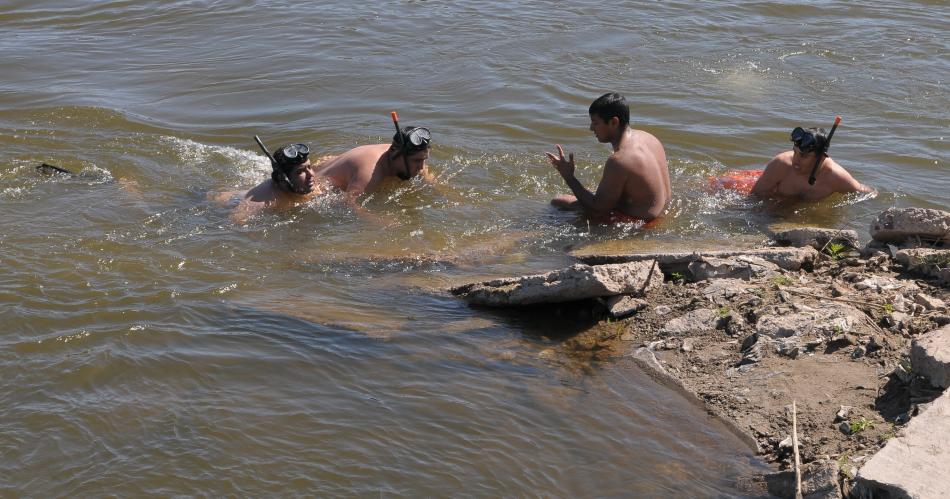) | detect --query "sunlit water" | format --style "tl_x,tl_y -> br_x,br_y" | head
1,0 -> 946,495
